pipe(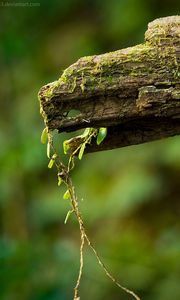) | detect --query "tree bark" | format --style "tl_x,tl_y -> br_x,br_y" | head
39,16 -> 180,153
